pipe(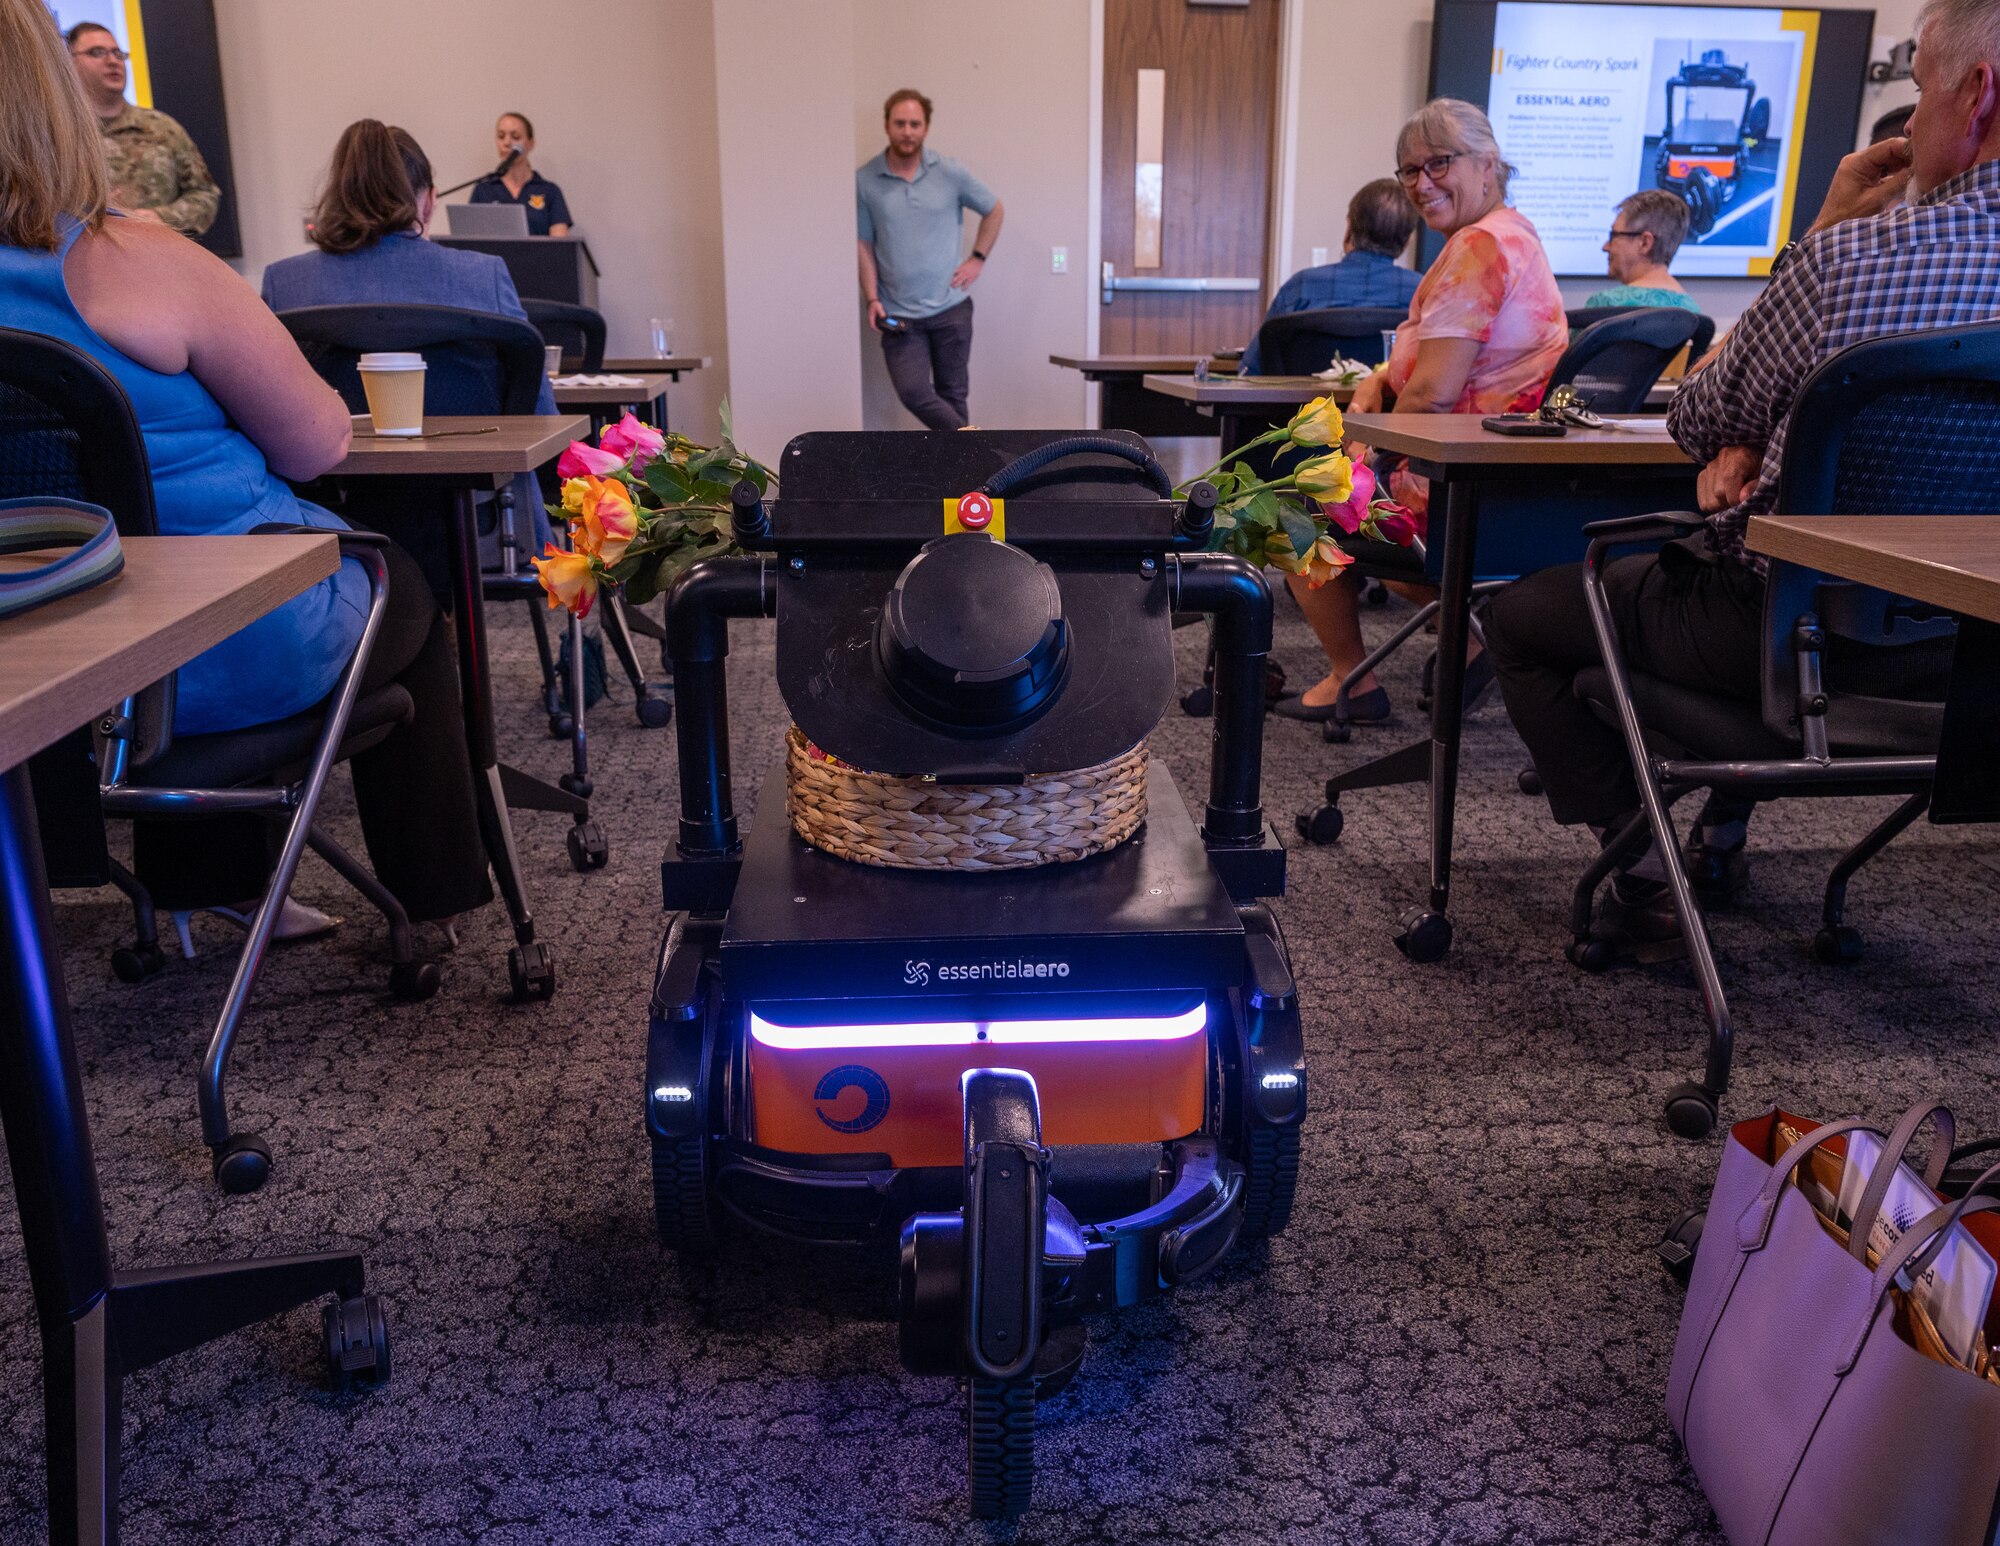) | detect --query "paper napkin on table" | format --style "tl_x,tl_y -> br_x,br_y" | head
554,374 -> 647,387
